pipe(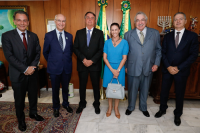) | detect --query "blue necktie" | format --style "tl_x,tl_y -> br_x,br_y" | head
87,30 -> 91,47
59,32 -> 63,51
